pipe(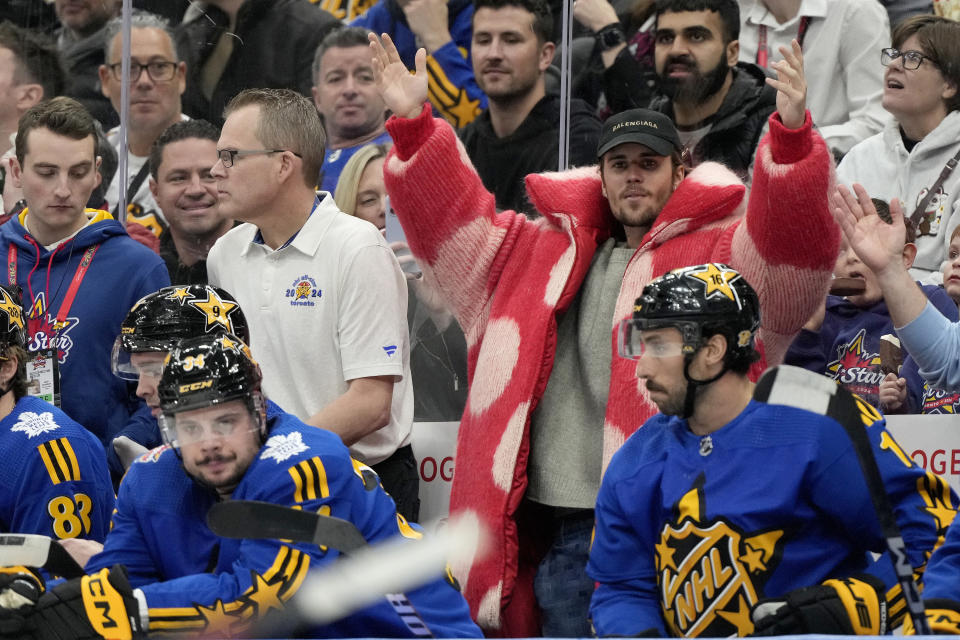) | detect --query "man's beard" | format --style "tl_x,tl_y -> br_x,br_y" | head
660,54 -> 730,107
